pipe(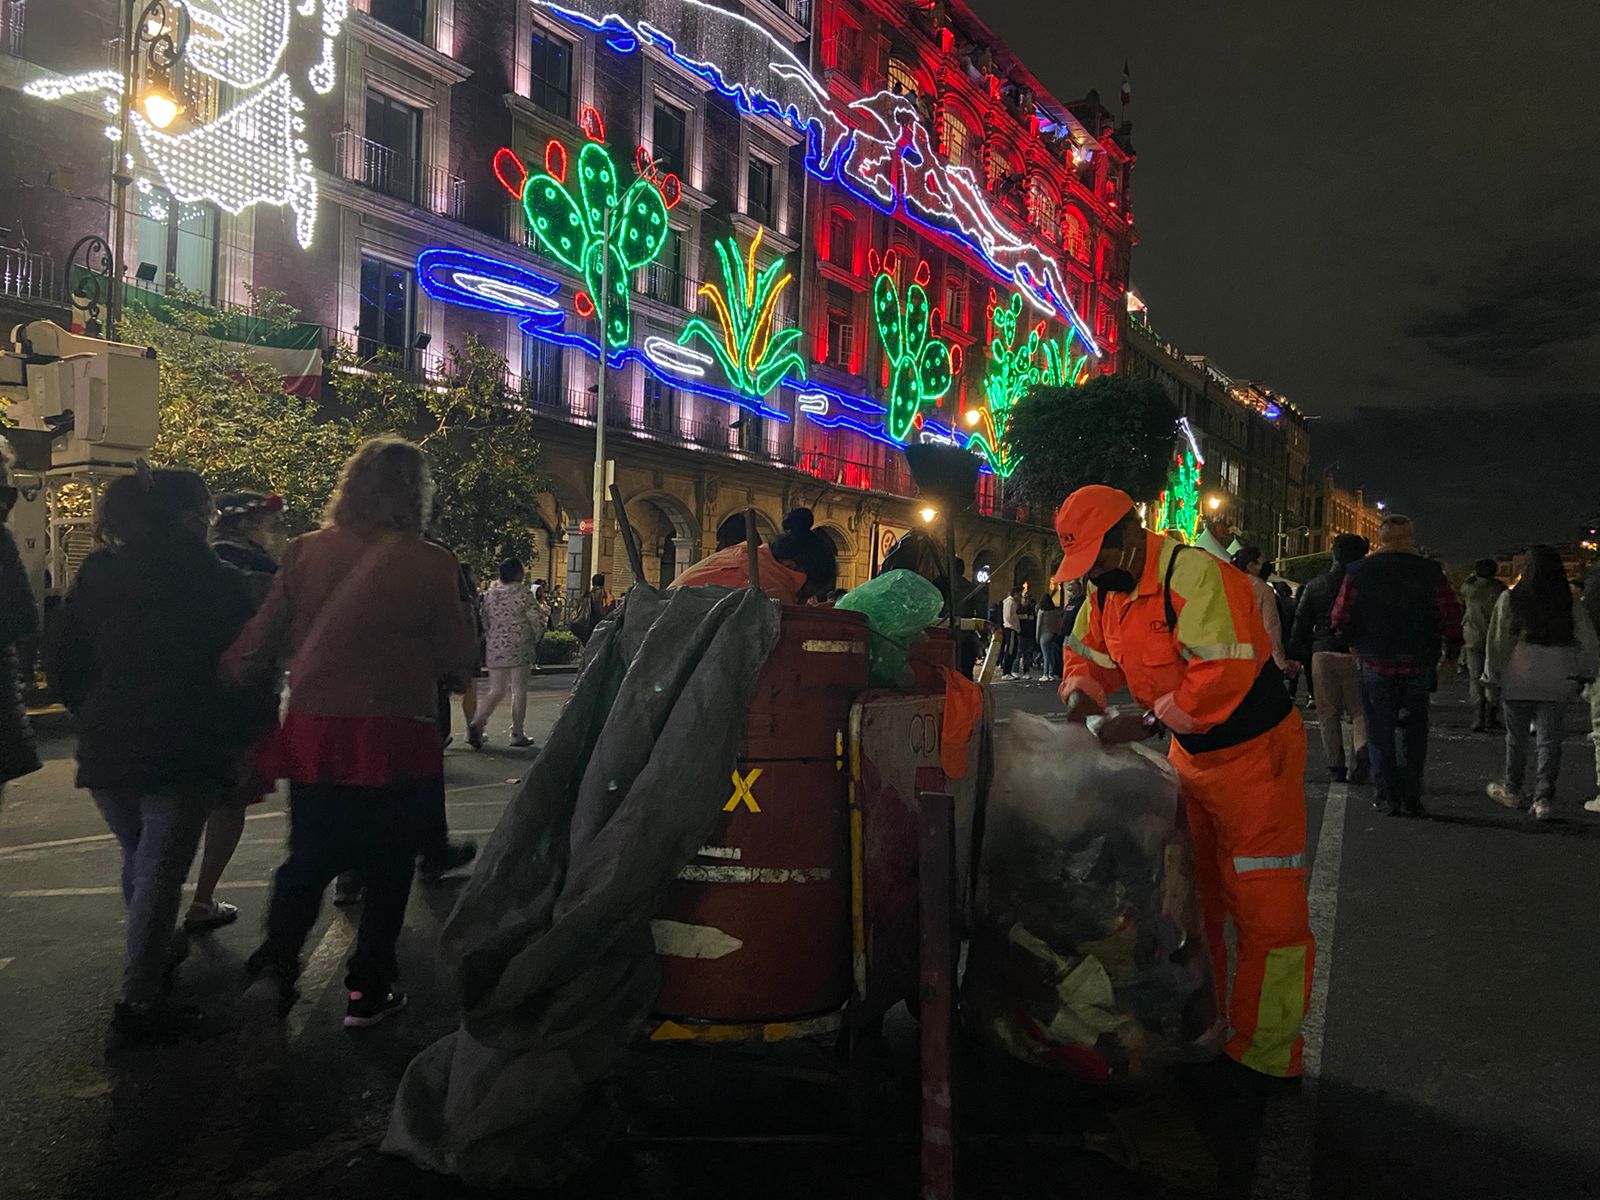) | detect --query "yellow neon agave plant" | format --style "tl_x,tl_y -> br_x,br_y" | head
678,228 -> 807,398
